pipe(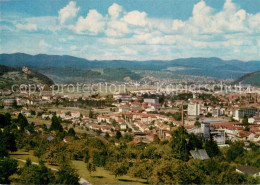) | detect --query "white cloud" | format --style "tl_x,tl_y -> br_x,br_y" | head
122,10 -> 147,26
16,23 -> 37,31
3,0 -> 260,60
58,1 -> 79,25
75,9 -> 105,35
172,19 -> 185,31
22,16 -> 59,32
121,46 -> 138,55
108,3 -> 123,19
39,39 -> 51,52
105,20 -> 129,37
